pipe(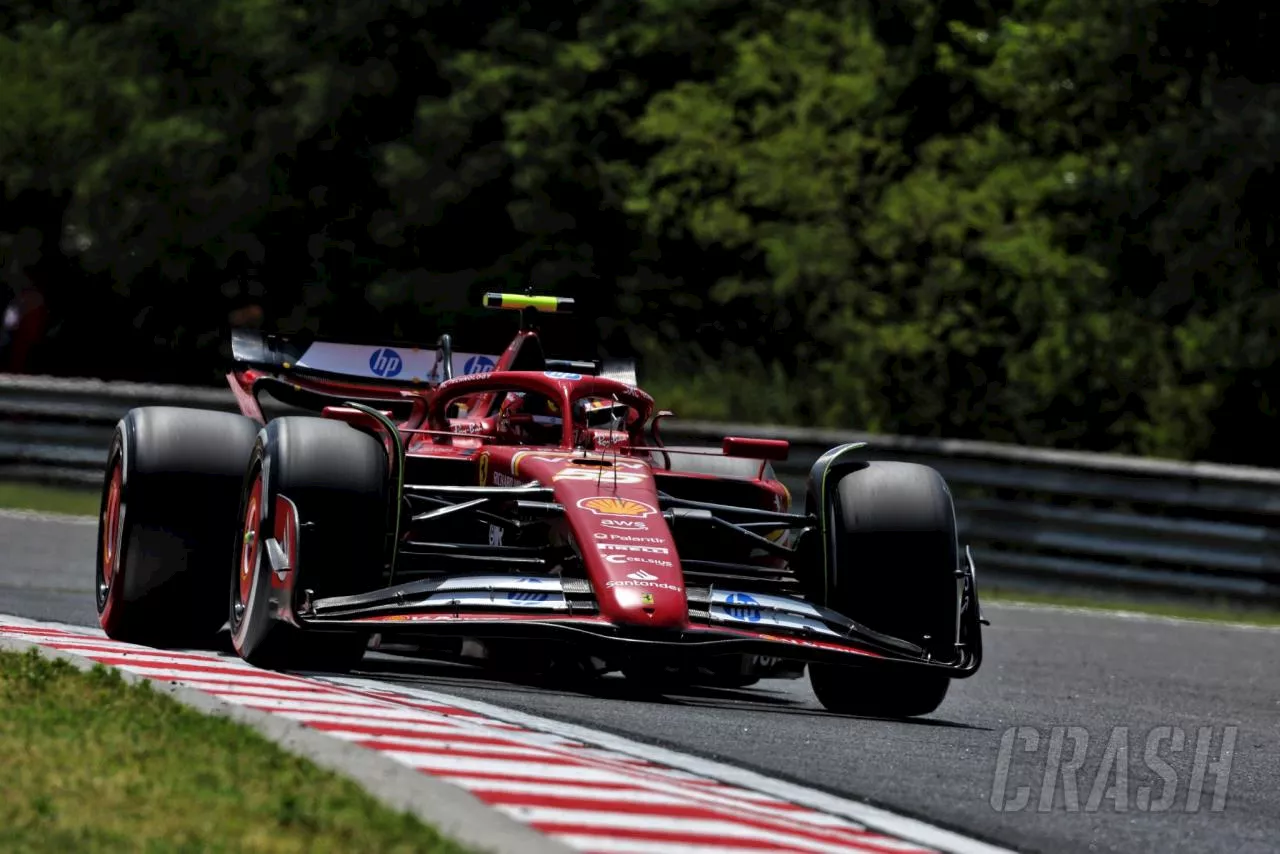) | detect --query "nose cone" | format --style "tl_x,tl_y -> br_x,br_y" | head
544,468 -> 688,631
594,557 -> 688,630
